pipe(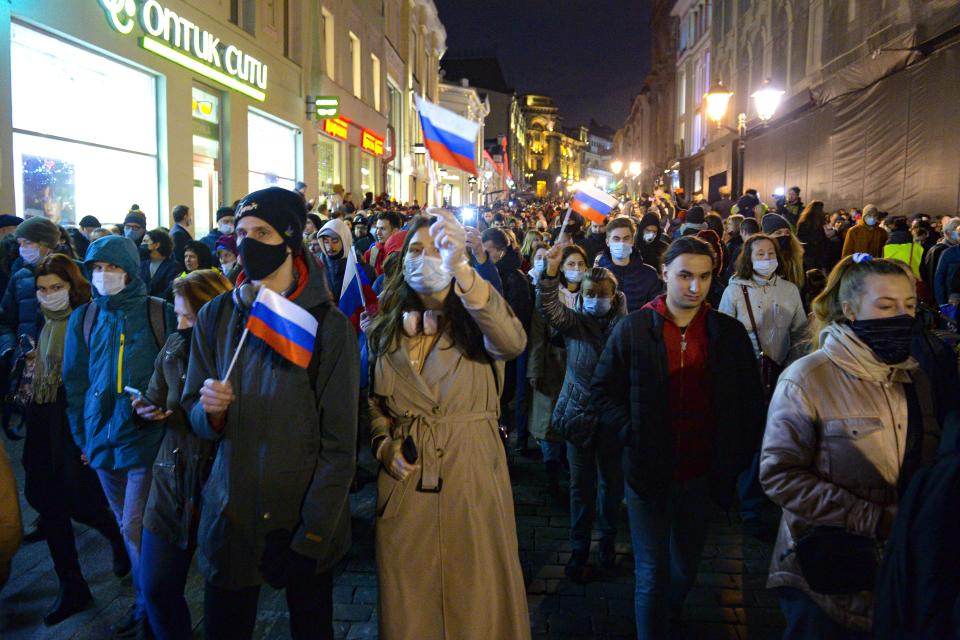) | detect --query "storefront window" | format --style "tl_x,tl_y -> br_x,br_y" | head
386,82 -> 403,200
360,154 -> 376,197
11,23 -> 159,225
192,86 -> 221,239
317,136 -> 341,198
248,109 -> 299,192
